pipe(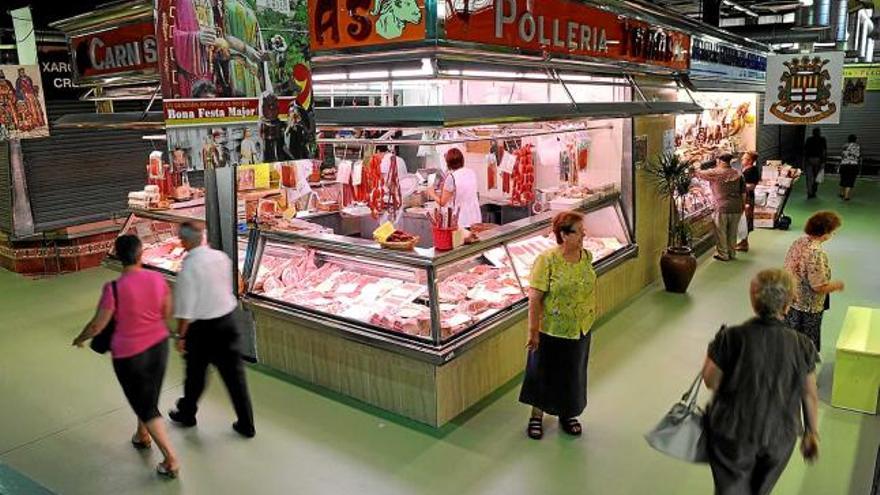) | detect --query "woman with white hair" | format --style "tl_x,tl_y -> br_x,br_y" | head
702,268 -> 820,495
